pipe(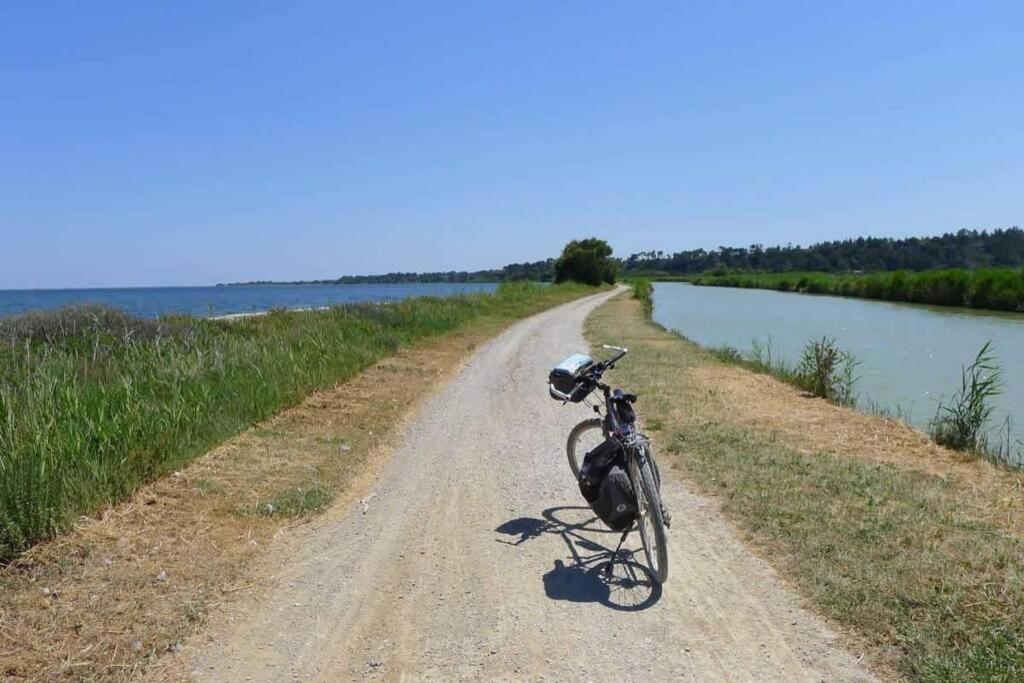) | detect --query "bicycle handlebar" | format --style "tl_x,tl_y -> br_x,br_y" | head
549,385 -> 572,401
590,345 -> 628,377
563,349 -> 626,401
551,346 -> 628,404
